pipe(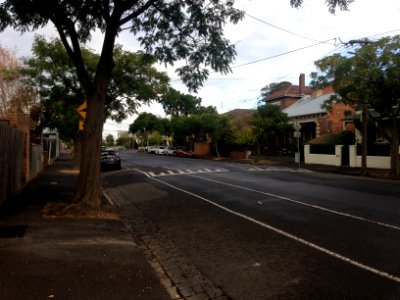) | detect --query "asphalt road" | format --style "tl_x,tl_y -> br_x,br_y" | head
108,150 -> 400,300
